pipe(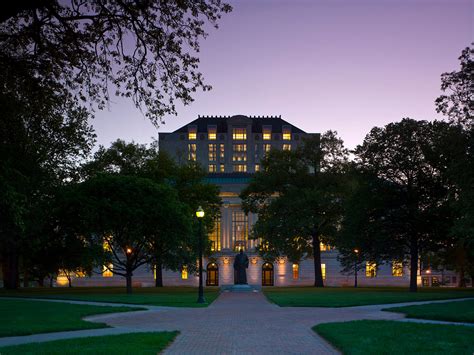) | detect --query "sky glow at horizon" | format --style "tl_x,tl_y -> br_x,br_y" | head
91,0 -> 473,150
